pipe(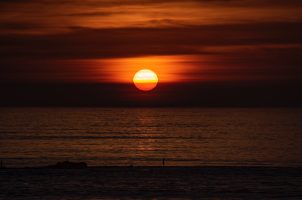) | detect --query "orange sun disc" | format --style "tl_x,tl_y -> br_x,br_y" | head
133,69 -> 158,91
